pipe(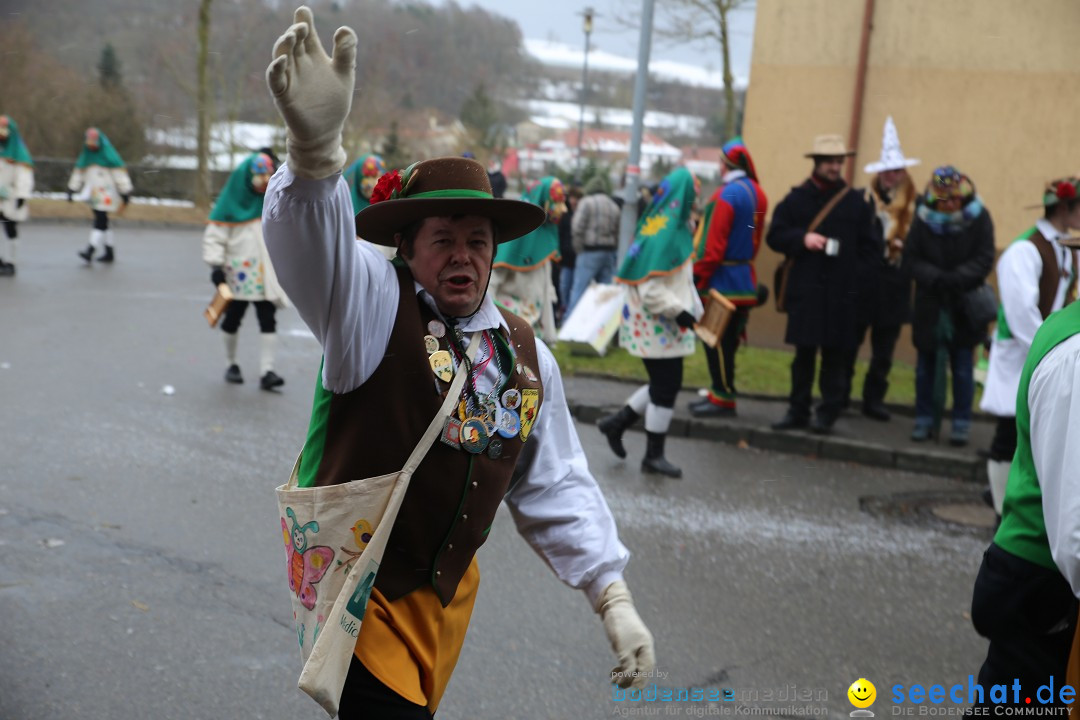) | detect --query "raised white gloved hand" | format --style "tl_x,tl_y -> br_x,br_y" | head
265,6 -> 357,179
596,580 -> 656,689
